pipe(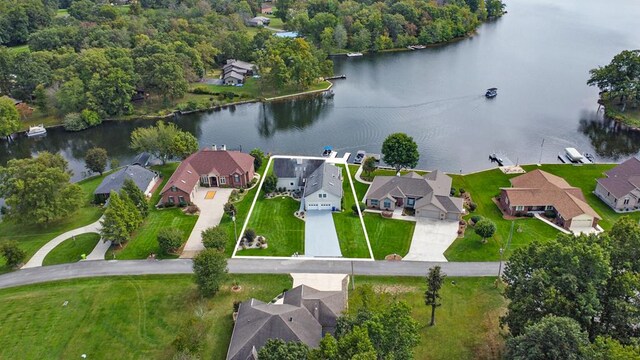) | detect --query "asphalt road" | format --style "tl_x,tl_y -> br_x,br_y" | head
0,259 -> 502,290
